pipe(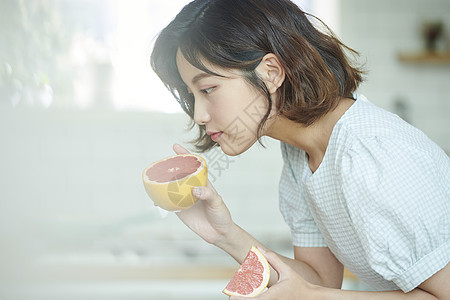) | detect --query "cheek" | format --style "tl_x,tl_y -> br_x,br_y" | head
209,92 -> 243,123
209,103 -> 229,123
212,81 -> 267,129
